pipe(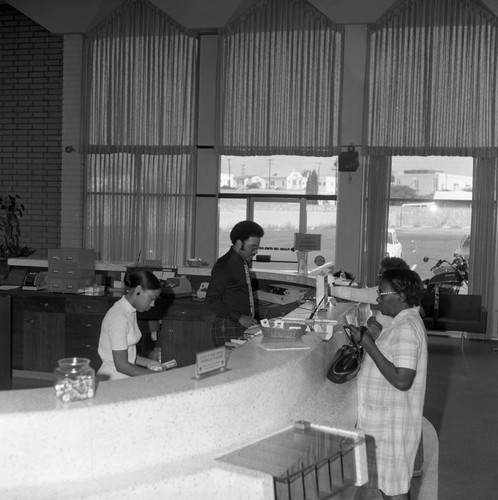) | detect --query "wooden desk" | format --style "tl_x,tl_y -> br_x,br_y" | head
0,295 -> 11,390
0,291 -> 215,390
0,288 -> 309,389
